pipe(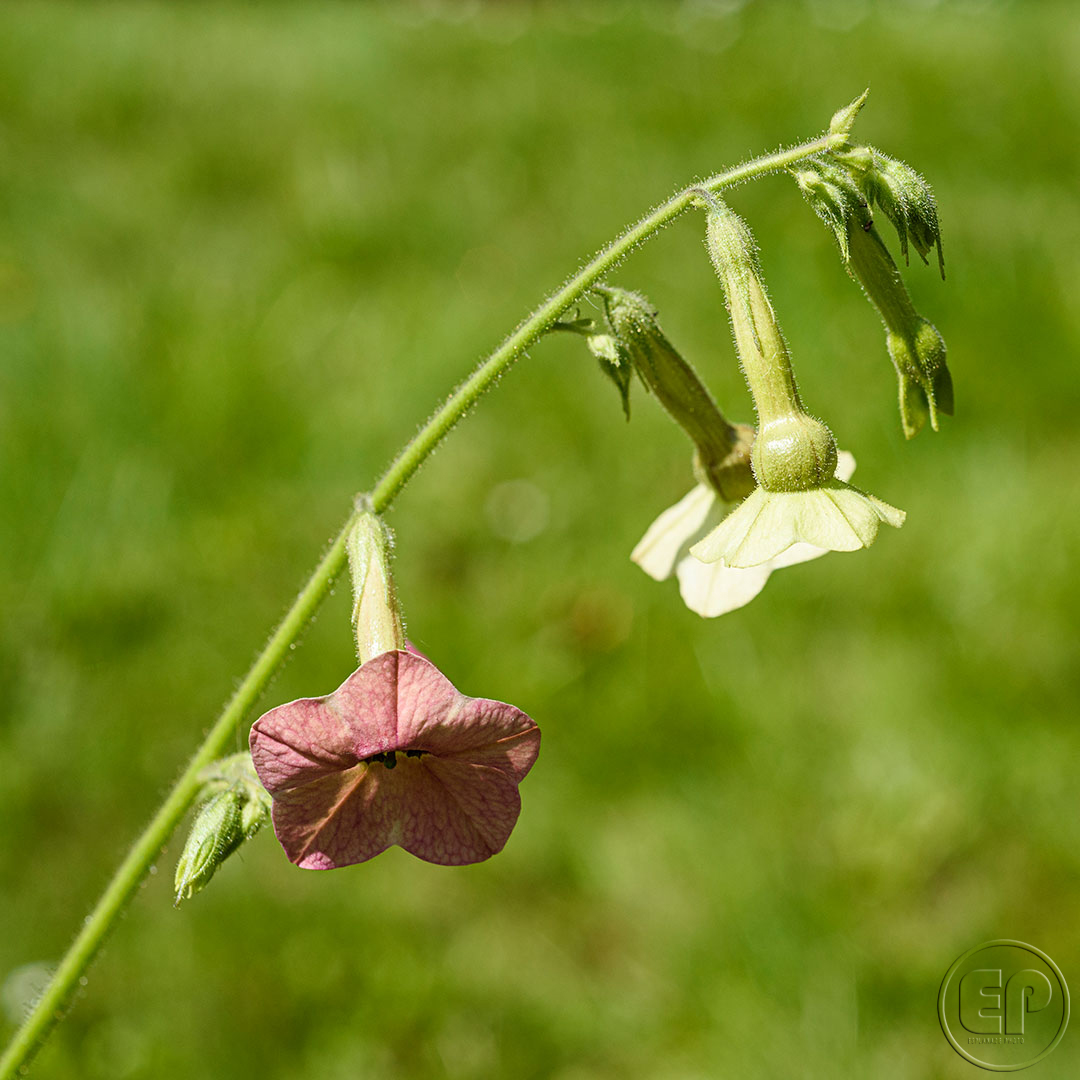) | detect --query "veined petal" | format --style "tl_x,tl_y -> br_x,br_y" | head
690,480 -> 903,569
795,483 -> 905,550
392,653 -> 538,767
690,487 -> 799,568
793,488 -> 873,551
631,484 -> 719,581
270,755 -> 523,869
435,697 -> 540,783
250,696 -> 359,794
